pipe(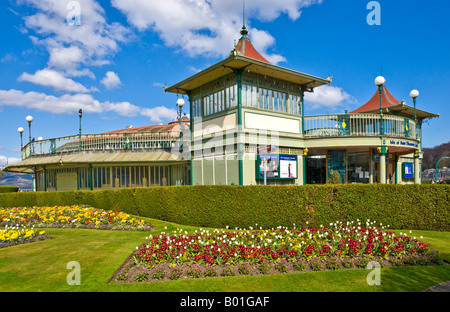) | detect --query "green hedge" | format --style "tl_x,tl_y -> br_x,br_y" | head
0,186 -> 19,193
0,185 -> 449,231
